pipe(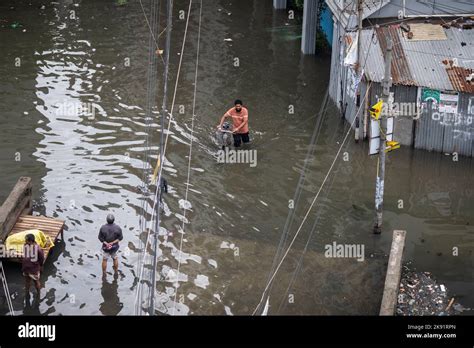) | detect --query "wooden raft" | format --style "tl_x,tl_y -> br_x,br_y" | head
7,215 -> 65,260
0,177 -> 65,262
